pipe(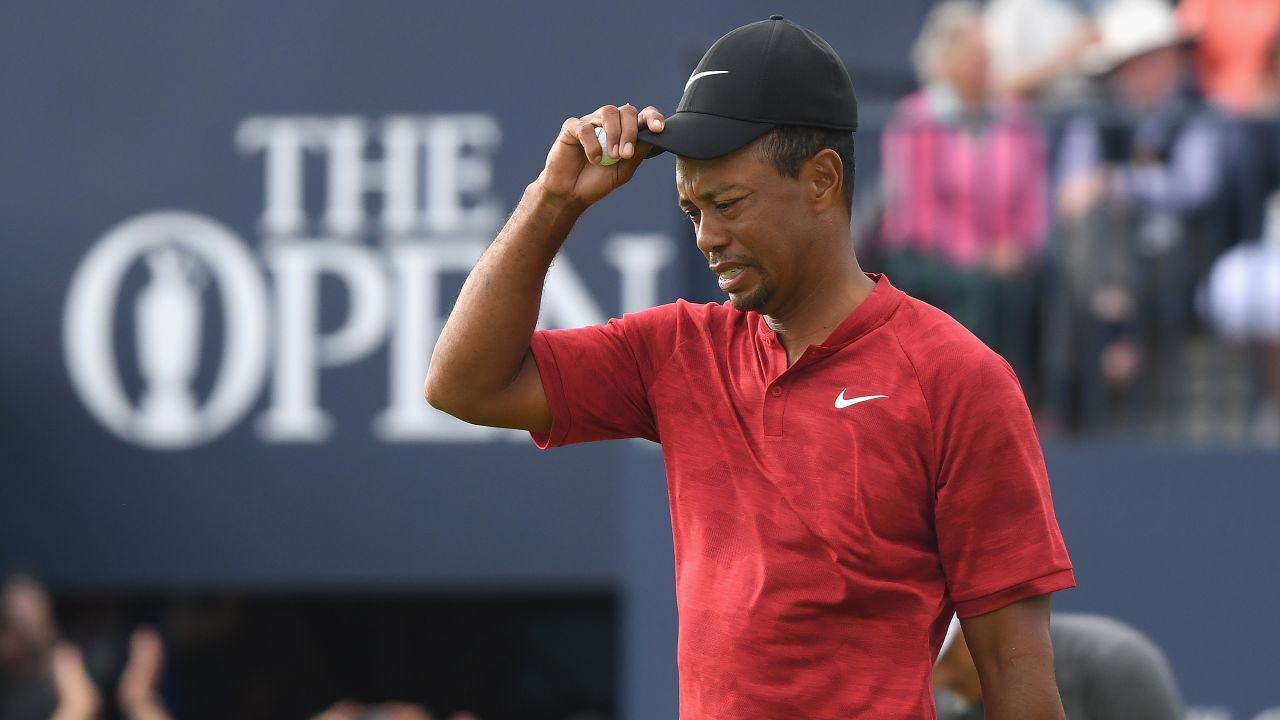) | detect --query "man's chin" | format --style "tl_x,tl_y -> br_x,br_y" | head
727,286 -> 773,313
